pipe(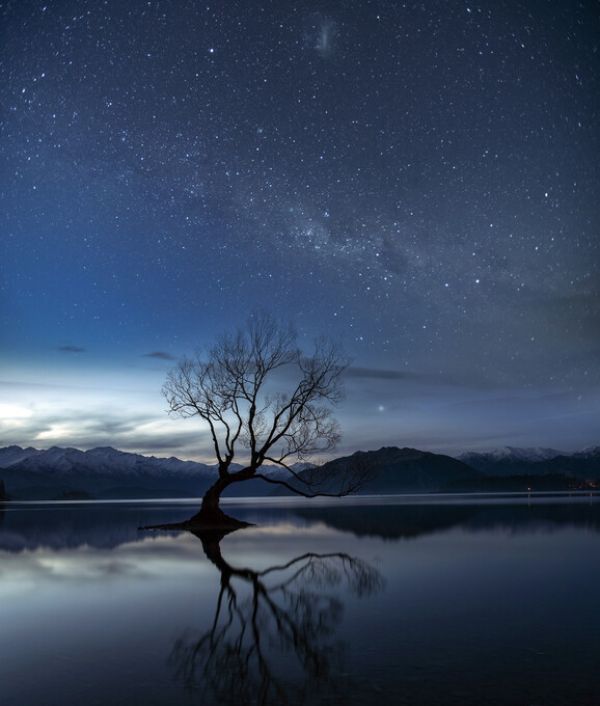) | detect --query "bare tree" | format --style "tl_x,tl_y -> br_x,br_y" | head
162,315 -> 367,528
